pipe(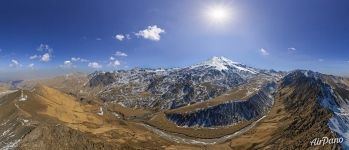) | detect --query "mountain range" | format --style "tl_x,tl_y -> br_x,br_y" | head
0,56 -> 348,150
